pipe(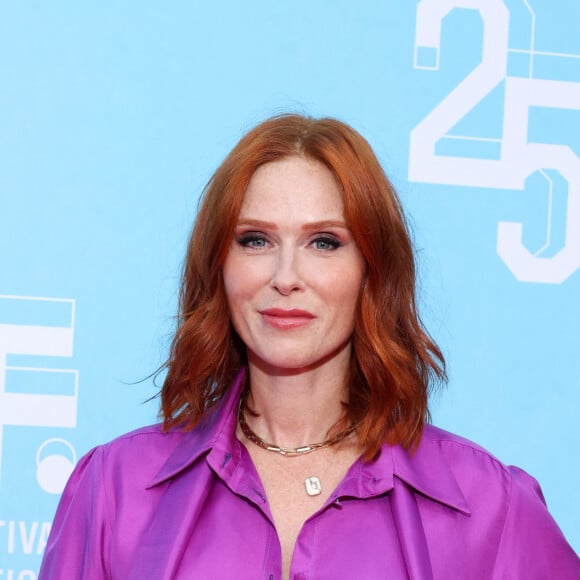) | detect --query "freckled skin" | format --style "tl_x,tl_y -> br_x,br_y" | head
223,156 -> 365,376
